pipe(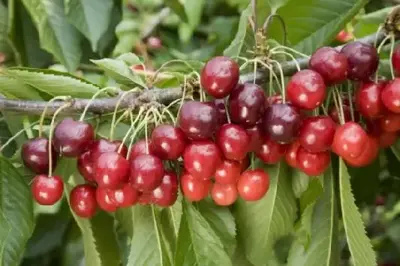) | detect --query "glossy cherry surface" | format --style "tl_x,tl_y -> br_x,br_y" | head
130,154 -> 164,192
180,173 -> 211,202
298,116 -> 336,152
246,124 -> 264,152
22,137 -> 58,174
151,125 -> 186,160
216,124 -> 250,161
95,187 -> 117,212
237,169 -> 270,201
70,184 -> 97,218
379,112 -> 400,132
355,81 -> 386,118
332,122 -> 369,159
256,136 -> 288,164
94,152 -> 129,188
113,183 -> 139,208
90,139 -> 128,160
211,183 -> 238,206
381,78 -> 400,113
129,140 -> 151,160
309,47 -> 348,84
214,160 -> 241,185
151,171 -> 178,207
31,175 -> 64,205
285,141 -> 301,168
344,137 -> 379,167
392,44 -> 400,76
77,150 -> 95,182
296,147 -> 331,176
